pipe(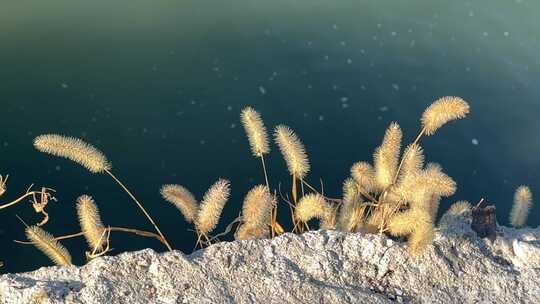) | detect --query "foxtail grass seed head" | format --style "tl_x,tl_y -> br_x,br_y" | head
338,179 -> 362,232
387,208 -> 432,238
321,205 -> 337,230
421,96 -> 470,136
408,221 -> 435,256
241,185 -> 272,229
76,195 -> 106,252
447,201 -> 472,215
374,122 -> 402,189
274,125 -> 310,179
160,184 -> 199,223
34,134 -> 111,173
0,175 -> 7,197
423,163 -> 457,197
398,144 -> 425,184
510,186 -> 533,228
295,193 -> 331,227
26,226 -> 72,266
428,195 -> 441,222
241,107 -> 270,157
195,179 -> 231,235
351,162 -> 377,194
235,224 -> 270,240
342,178 -> 358,203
